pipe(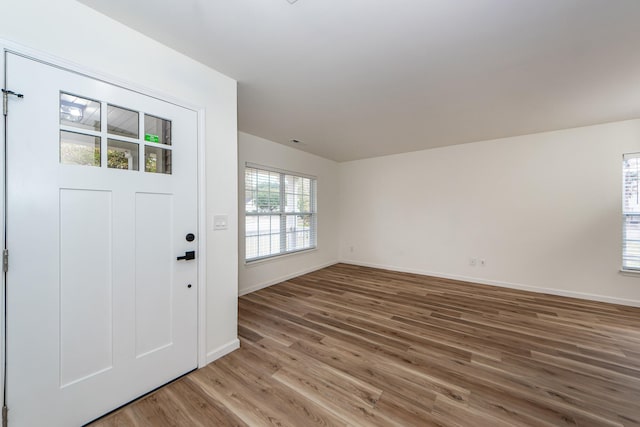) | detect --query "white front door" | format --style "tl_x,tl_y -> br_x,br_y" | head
4,52 -> 199,426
